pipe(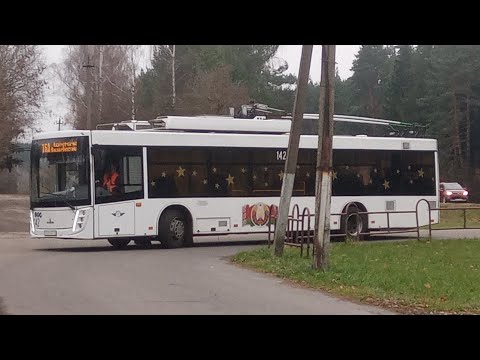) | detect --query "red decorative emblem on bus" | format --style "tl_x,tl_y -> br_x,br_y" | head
242,203 -> 278,227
